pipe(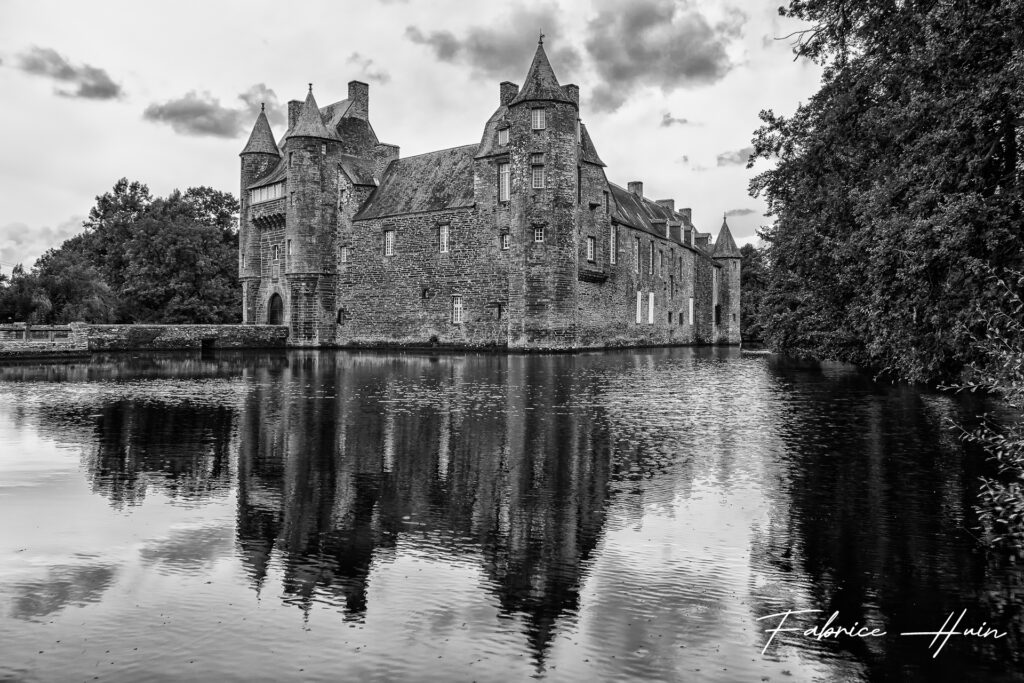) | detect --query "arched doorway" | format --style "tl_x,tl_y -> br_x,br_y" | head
267,293 -> 284,325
